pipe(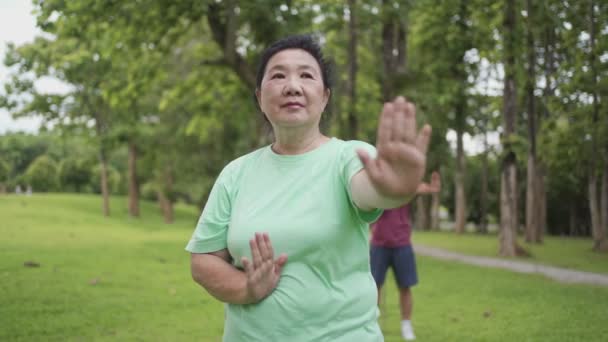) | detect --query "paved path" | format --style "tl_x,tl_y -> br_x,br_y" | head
413,244 -> 608,287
